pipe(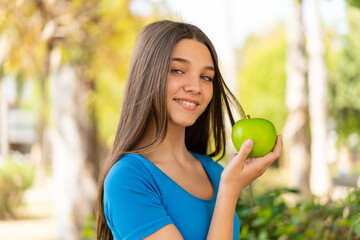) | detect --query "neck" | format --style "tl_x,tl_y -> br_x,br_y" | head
137,120 -> 191,164
161,121 -> 188,156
